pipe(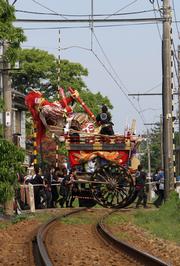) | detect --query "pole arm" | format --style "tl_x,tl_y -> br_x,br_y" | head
68,87 -> 96,122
